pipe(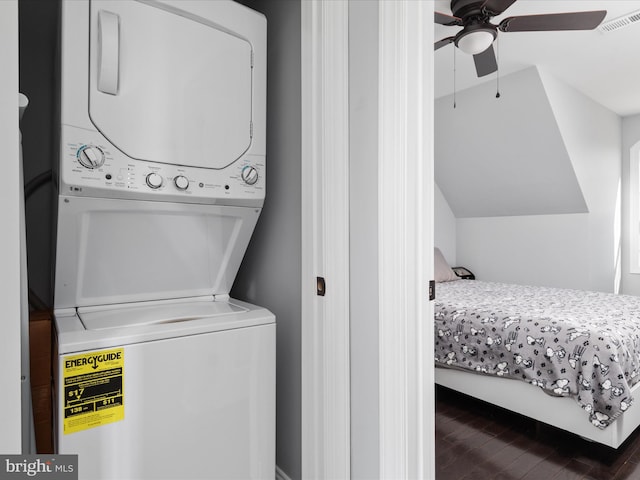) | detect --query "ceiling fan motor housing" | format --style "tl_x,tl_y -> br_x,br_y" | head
451,0 -> 492,19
